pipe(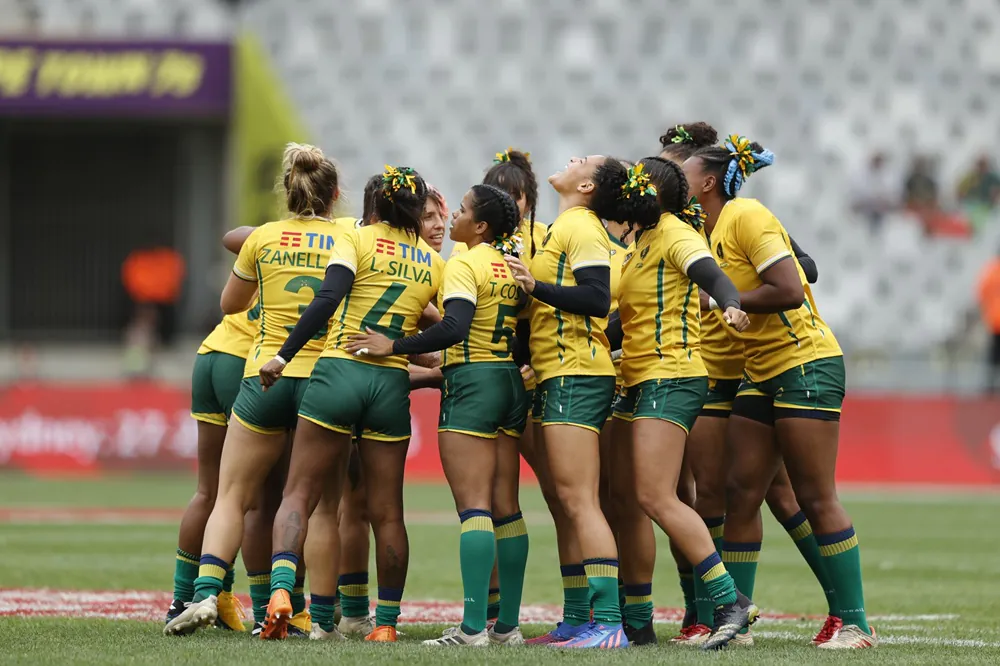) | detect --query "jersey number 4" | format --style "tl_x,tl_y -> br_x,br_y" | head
361,282 -> 407,339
